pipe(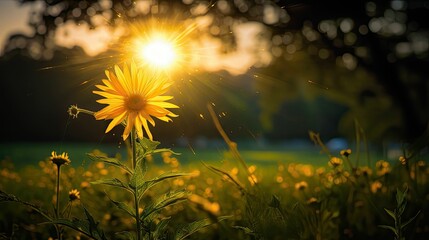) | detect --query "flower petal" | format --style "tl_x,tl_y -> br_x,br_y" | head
105,111 -> 127,133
